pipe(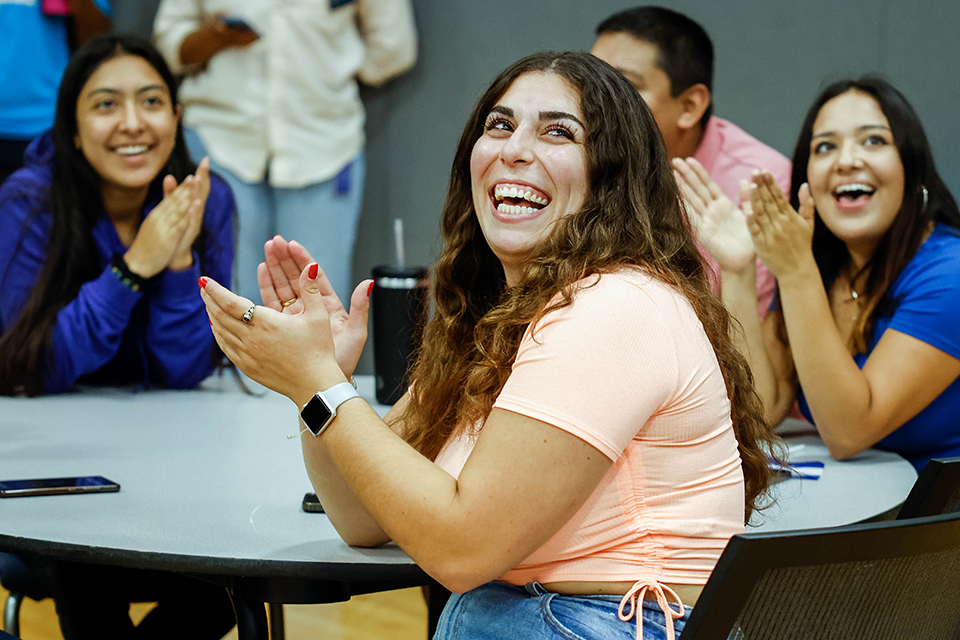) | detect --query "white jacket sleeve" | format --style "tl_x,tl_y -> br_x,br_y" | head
355,0 -> 418,86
